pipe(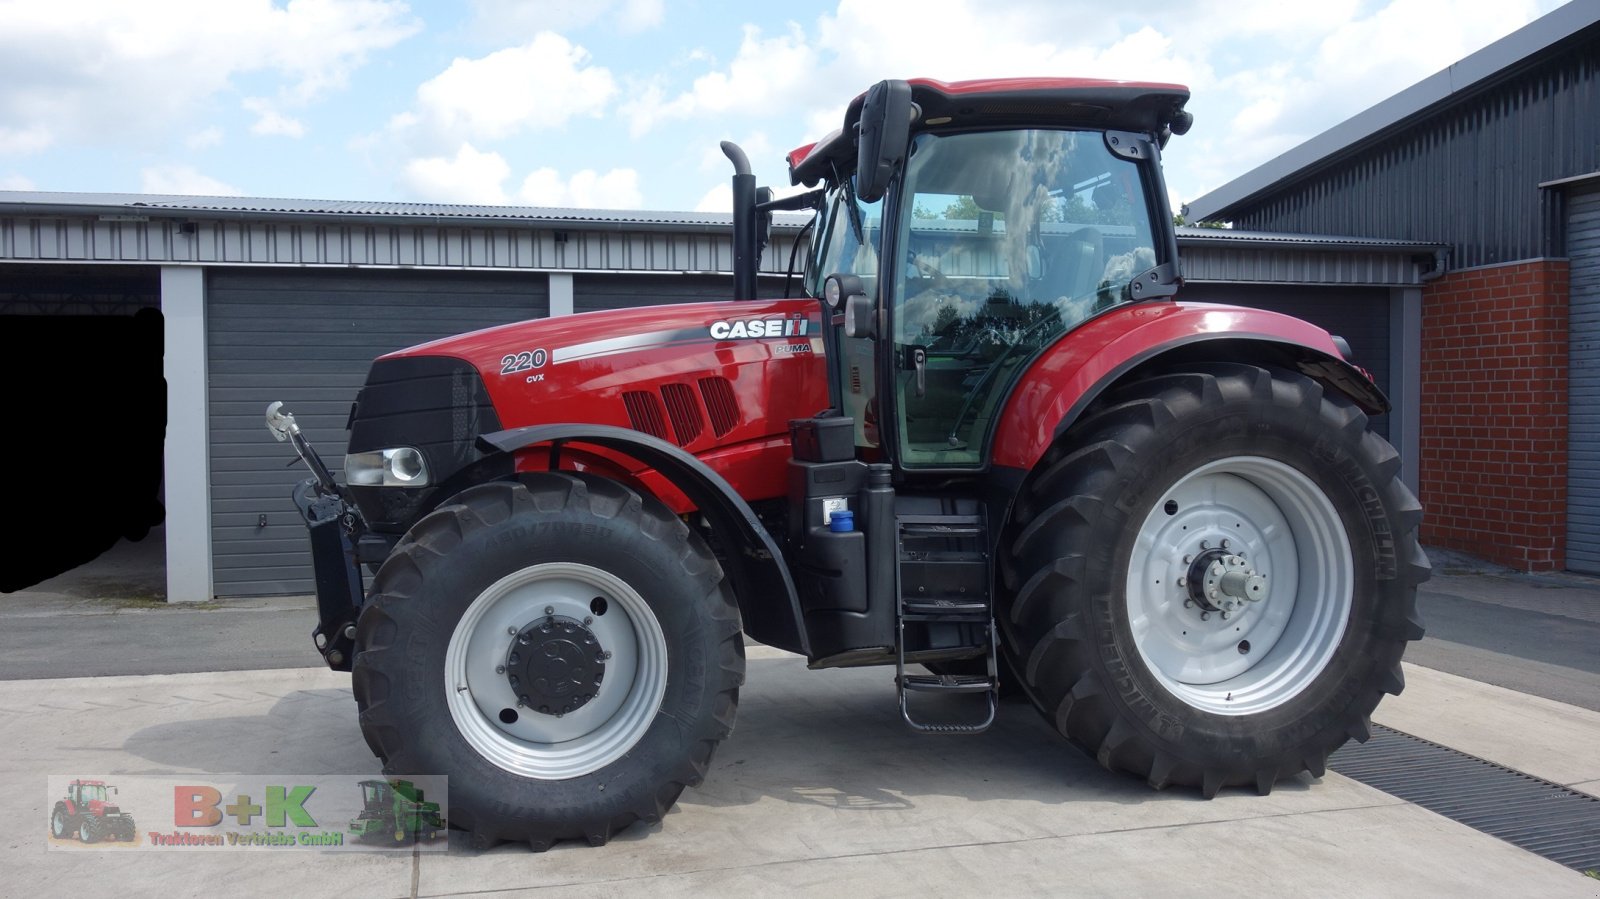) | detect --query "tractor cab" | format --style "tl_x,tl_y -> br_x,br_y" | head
70,780 -> 109,806
787,79 -> 1187,470
723,79 -> 1195,729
